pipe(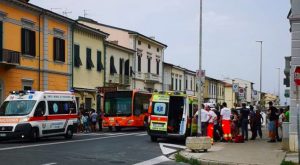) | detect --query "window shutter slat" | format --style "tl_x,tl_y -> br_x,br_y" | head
31,30 -> 36,56
61,39 -> 65,62
53,37 -> 57,61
